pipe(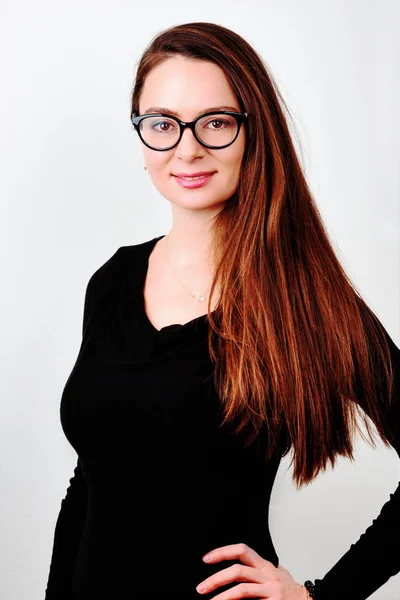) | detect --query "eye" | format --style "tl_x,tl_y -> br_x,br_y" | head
151,120 -> 177,132
205,118 -> 230,129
